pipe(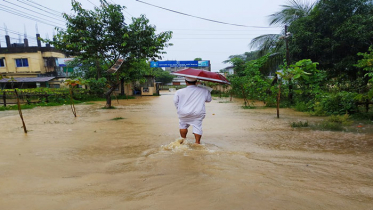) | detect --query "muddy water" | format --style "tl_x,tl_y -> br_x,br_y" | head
0,91 -> 372,210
